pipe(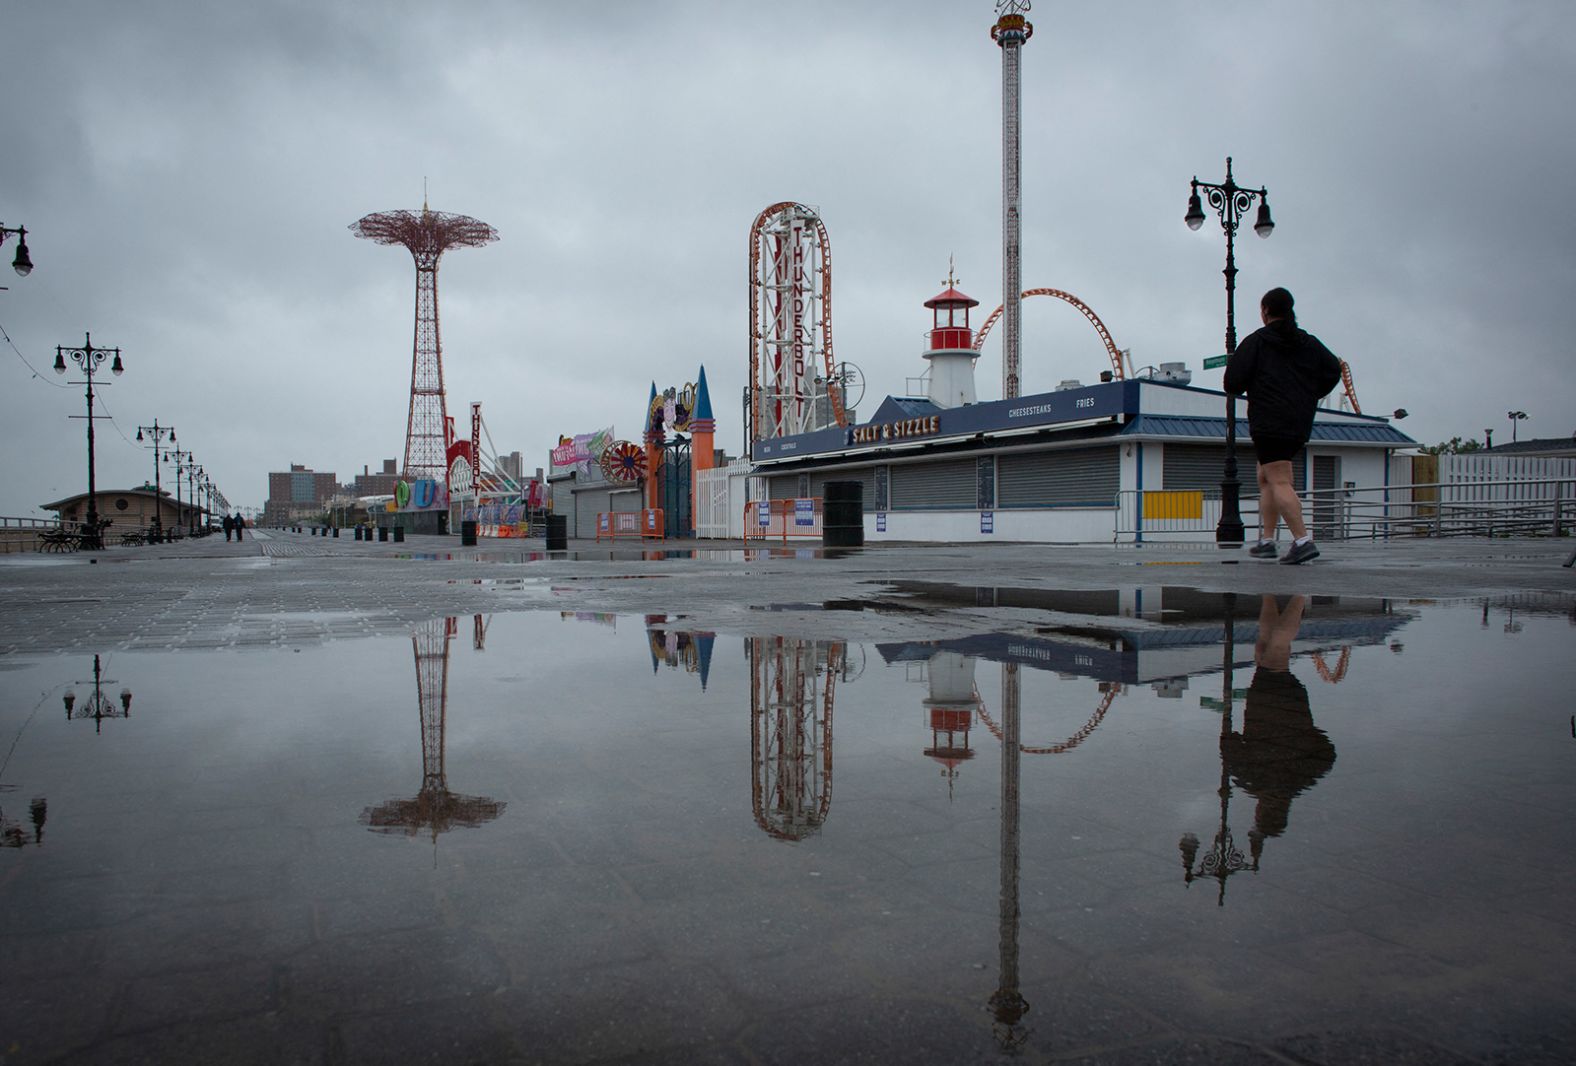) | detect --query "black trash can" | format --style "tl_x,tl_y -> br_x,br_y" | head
822,481 -> 865,547
393,526 -> 404,543
377,526 -> 389,542
460,519 -> 478,547
332,527 -> 340,538
544,514 -> 568,551
354,526 -> 363,541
